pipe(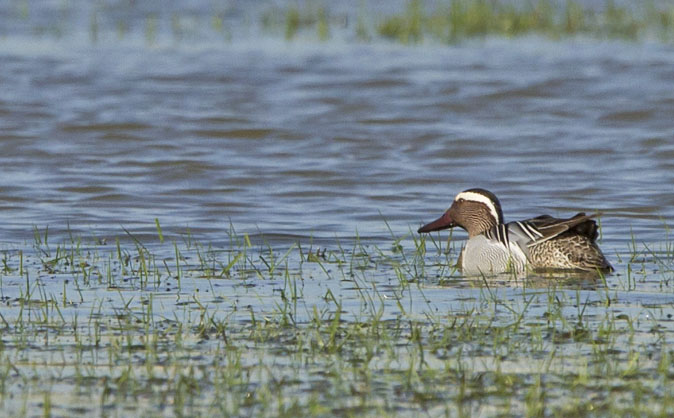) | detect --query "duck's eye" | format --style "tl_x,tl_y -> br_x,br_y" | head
457,198 -> 465,203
